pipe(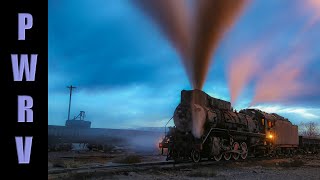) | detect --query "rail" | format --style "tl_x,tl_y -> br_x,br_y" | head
49,154 -> 303,176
